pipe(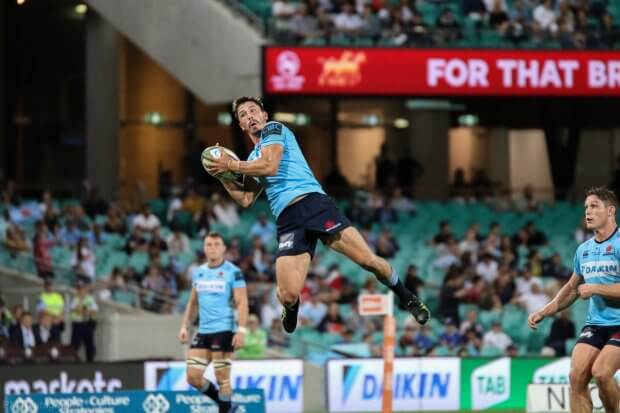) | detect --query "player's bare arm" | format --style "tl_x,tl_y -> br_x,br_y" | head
210,144 -> 283,177
578,282 -> 620,299
178,288 -> 197,343
220,175 -> 263,208
528,272 -> 582,329
232,287 -> 249,348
